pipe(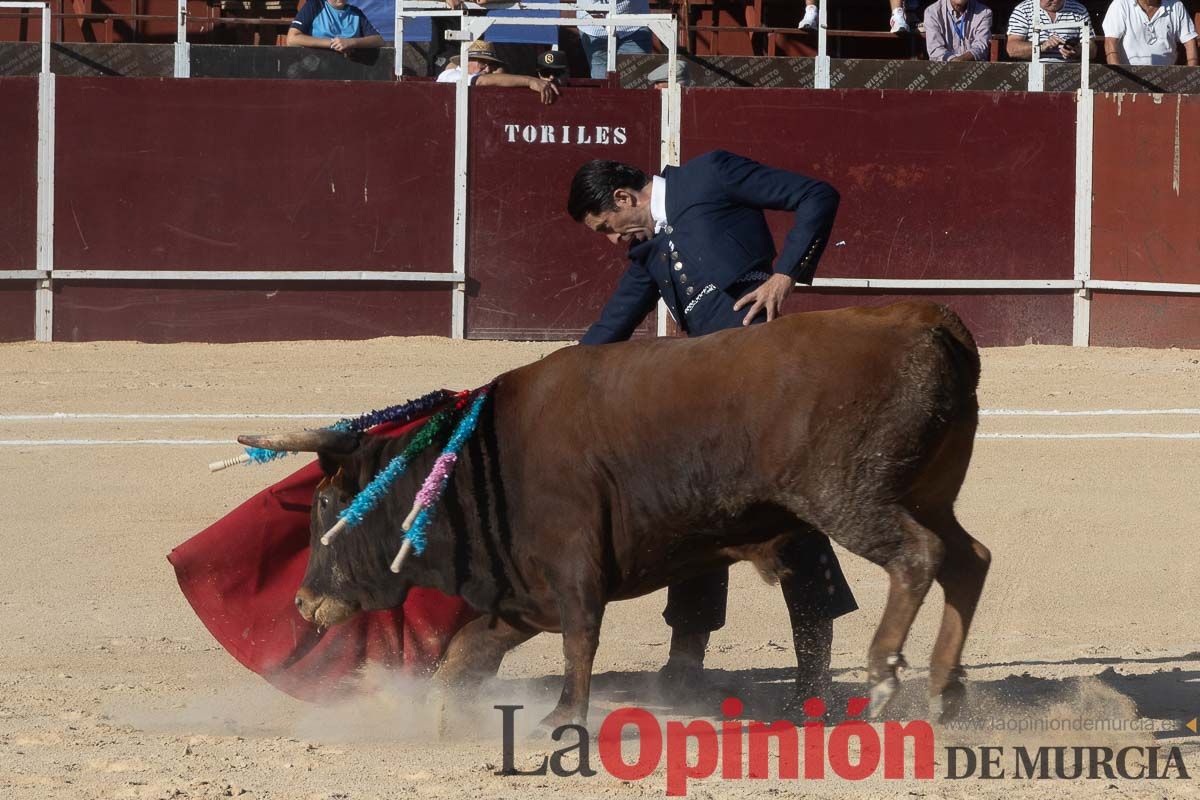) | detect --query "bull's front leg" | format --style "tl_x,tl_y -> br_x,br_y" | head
539,594 -> 605,732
